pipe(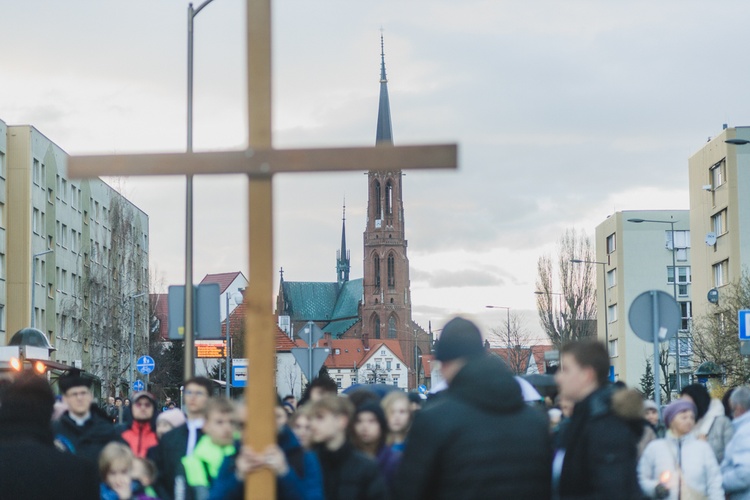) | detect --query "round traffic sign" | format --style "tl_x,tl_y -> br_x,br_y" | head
132,380 -> 145,392
136,355 -> 155,375
628,290 -> 681,343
